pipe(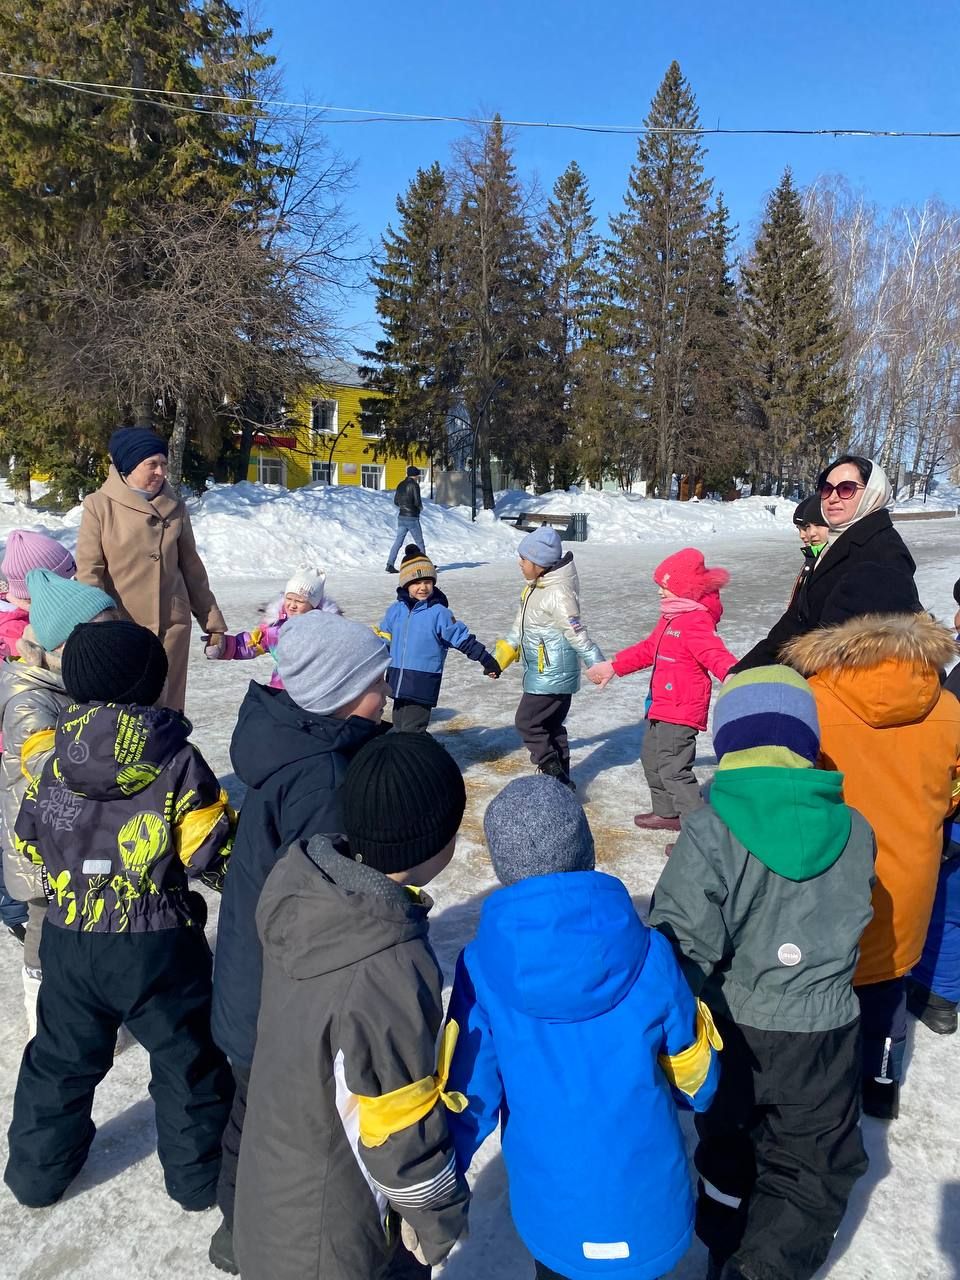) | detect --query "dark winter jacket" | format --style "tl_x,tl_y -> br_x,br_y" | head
15,702 -> 232,934
211,681 -> 383,1067
649,768 -> 876,1032
394,476 -> 422,518
234,837 -> 469,1280
734,509 -> 917,672
787,542 -> 826,609
447,871 -> 719,1280
377,587 -> 497,708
